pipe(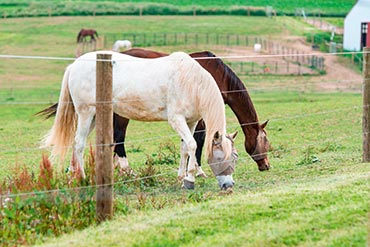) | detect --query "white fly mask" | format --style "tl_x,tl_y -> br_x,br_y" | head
208,131 -> 238,189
